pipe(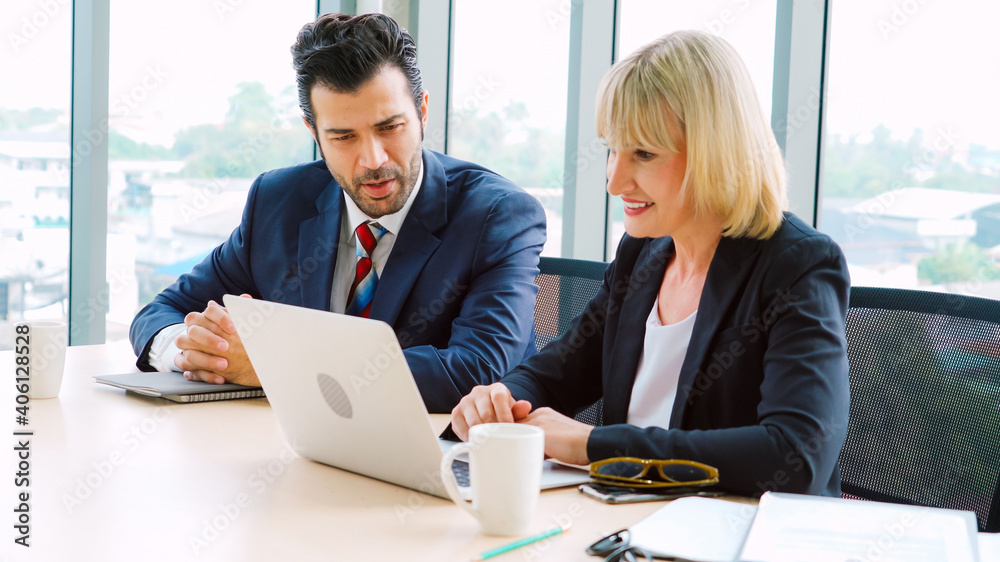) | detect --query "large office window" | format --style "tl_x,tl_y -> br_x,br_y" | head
0,1 -> 72,350
37,1 -> 1000,345
609,1 -> 779,258
103,1 -> 315,342
447,0 -> 571,256
820,1 -> 1000,295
